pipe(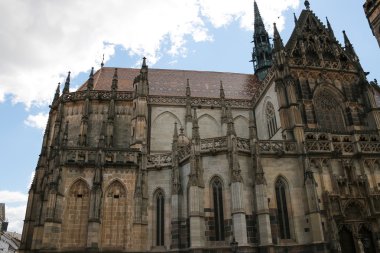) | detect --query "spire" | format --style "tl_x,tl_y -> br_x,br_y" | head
53,83 -> 60,102
273,23 -> 284,52
63,71 -> 71,94
254,1 -> 264,30
112,68 -> 118,91
192,108 -> 200,140
304,0 -> 310,10
326,17 -> 336,40
87,67 -> 94,90
227,106 -> 236,136
142,57 -> 147,68
186,79 -> 191,97
343,30 -> 358,61
293,13 -> 298,24
252,1 -> 272,80
185,79 -> 192,123
220,81 -> 225,99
